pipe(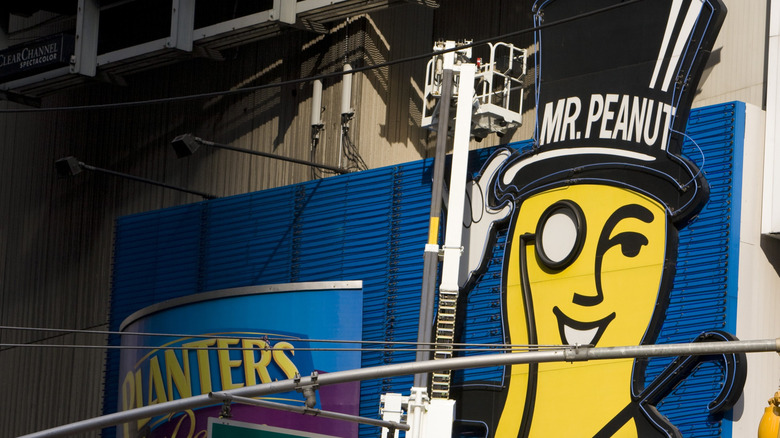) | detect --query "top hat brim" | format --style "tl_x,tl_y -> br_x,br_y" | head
492,146 -> 709,227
